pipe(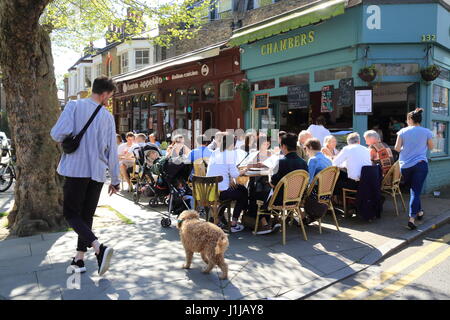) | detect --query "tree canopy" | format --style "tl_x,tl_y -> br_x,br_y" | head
41,0 -> 215,52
